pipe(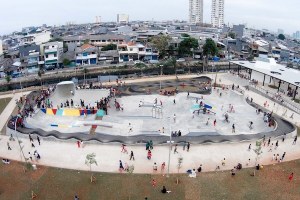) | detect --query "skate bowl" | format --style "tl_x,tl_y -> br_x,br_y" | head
7,86 -> 296,145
